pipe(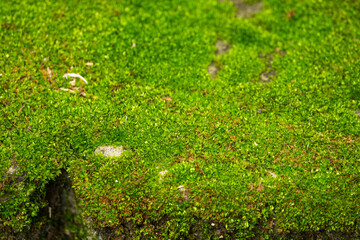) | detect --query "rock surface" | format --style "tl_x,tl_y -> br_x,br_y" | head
94,146 -> 125,157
